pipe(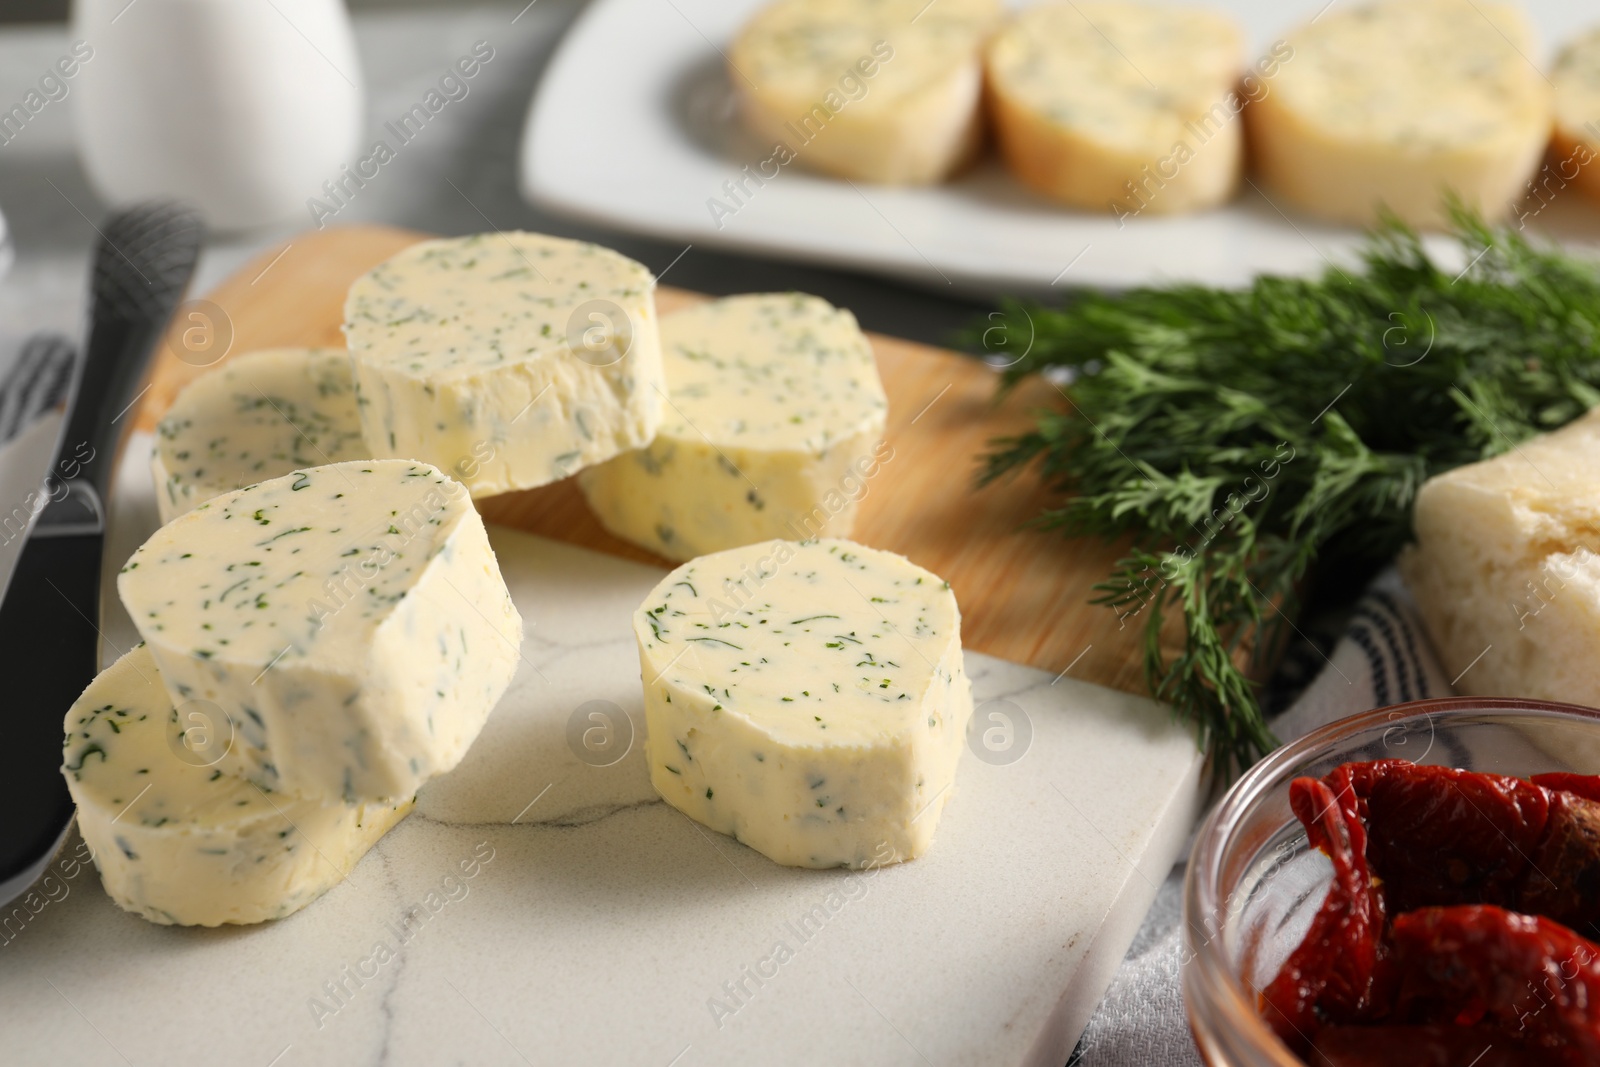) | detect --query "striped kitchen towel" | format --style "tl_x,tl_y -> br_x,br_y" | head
1070,566 -> 1451,1067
